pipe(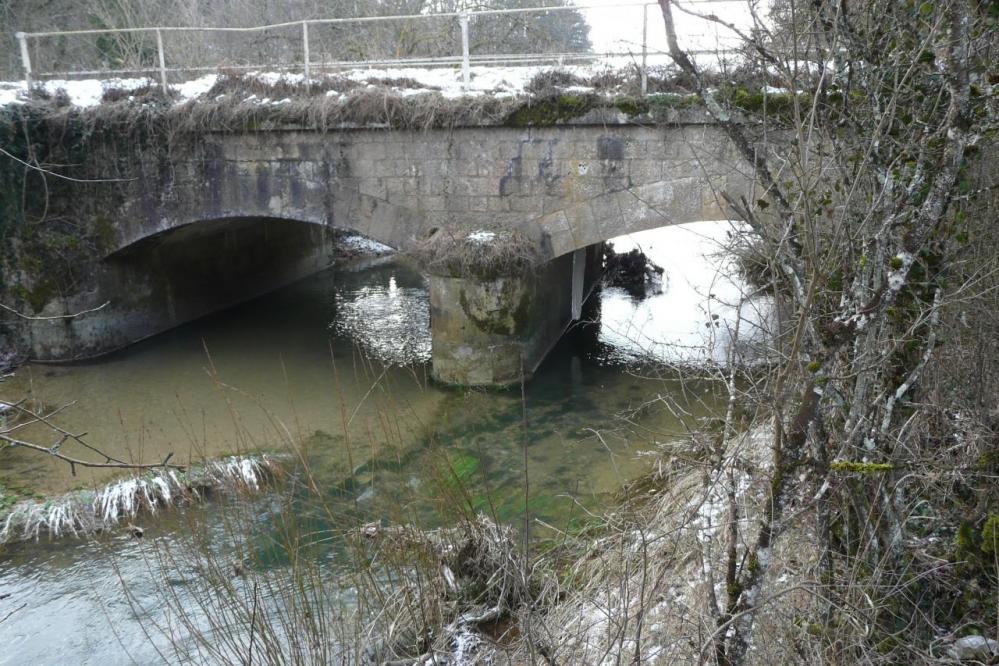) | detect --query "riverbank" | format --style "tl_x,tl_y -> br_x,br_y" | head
345,424 -> 786,664
0,222 -> 762,662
